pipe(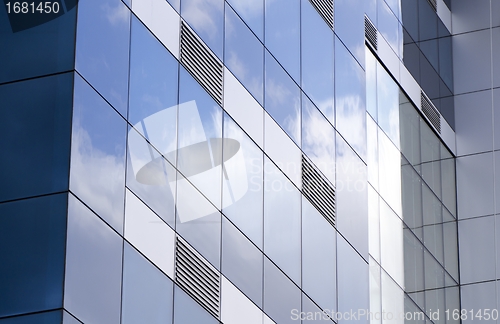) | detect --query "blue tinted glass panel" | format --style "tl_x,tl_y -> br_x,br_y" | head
378,0 -> 401,56
265,0 -> 300,82
420,39 -> 438,72
334,0 -> 366,67
226,0 -> 263,41
222,114 -> 264,249
377,64 -> 400,147
366,47 -> 377,121
401,0 -> 418,42
335,38 -> 367,159
75,0 -> 130,117
64,195 -> 123,324
129,16 -> 178,168
265,51 -> 301,145
0,310 -> 62,324
221,217 -> 263,306
174,285 -> 218,324
168,0 -> 180,12
0,1 -> 76,84
301,0 -> 334,123
438,36 -> 453,91
0,73 -> 73,203
181,0 -> 224,59
122,243 -> 173,324
71,74 -> 127,234
225,4 -> 264,105
418,0 -> 437,41
0,194 -> 67,317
